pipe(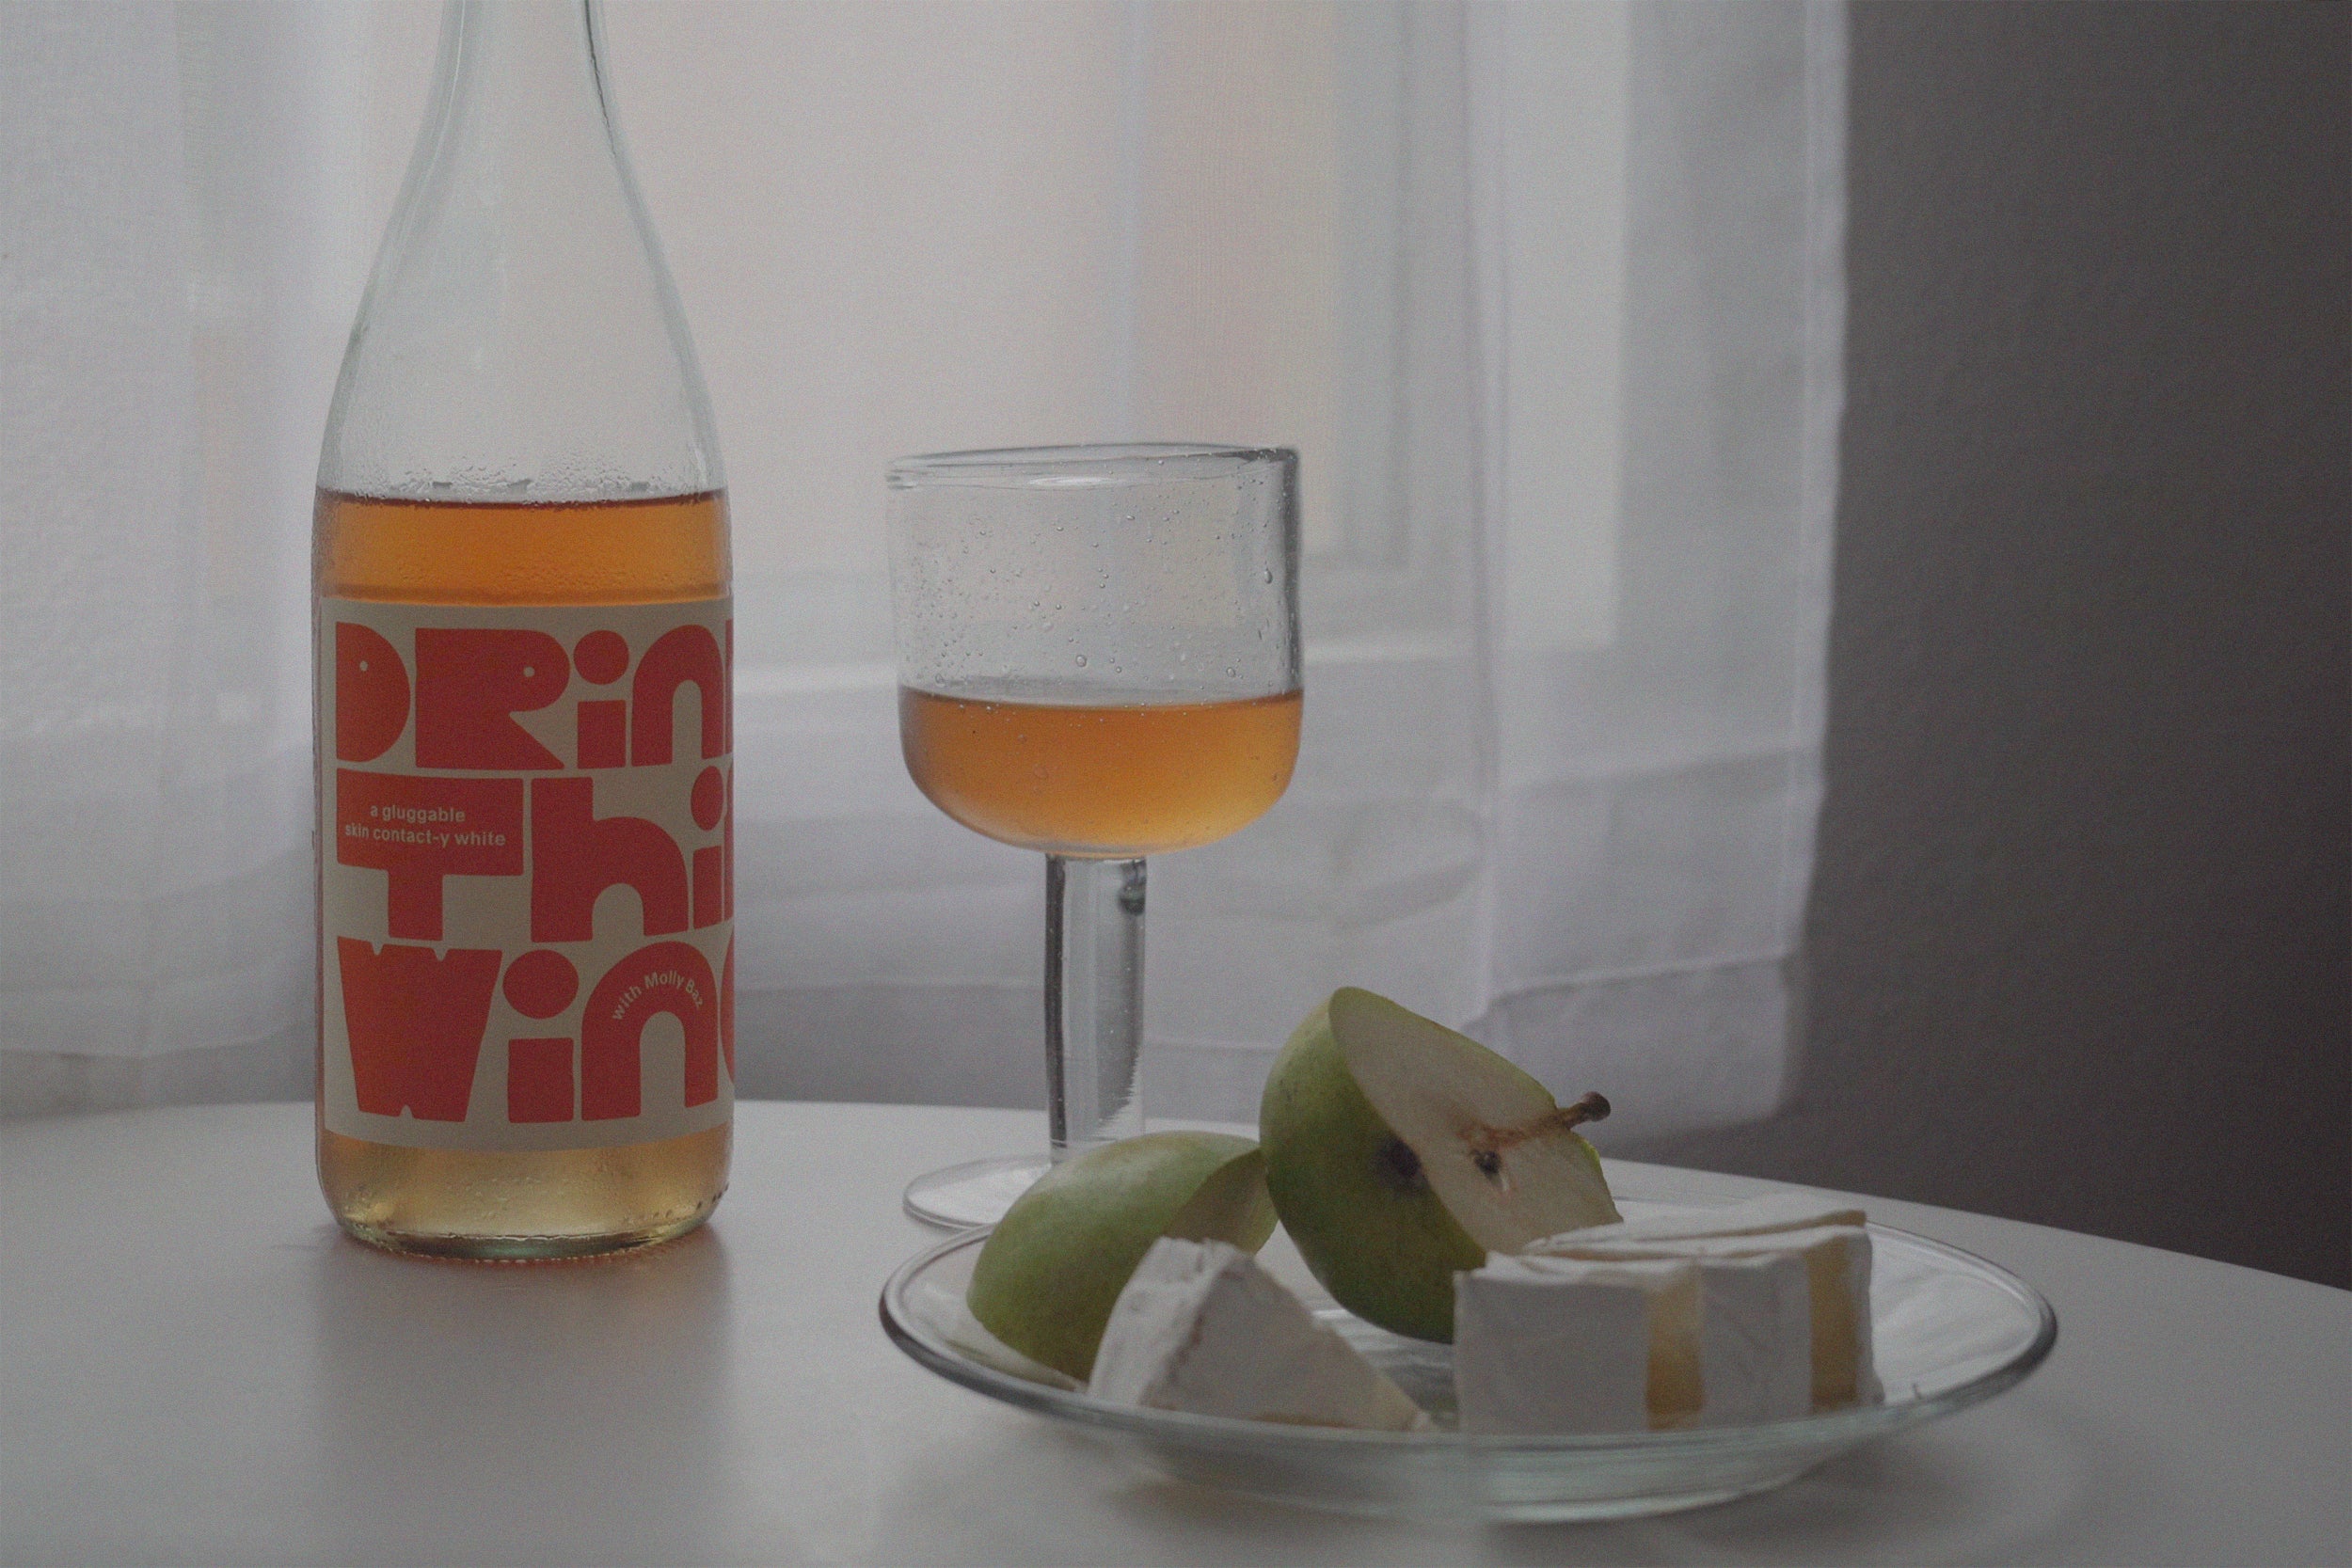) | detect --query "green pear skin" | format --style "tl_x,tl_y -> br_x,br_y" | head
966,1132 -> 1275,1382
1259,997 -> 1486,1342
